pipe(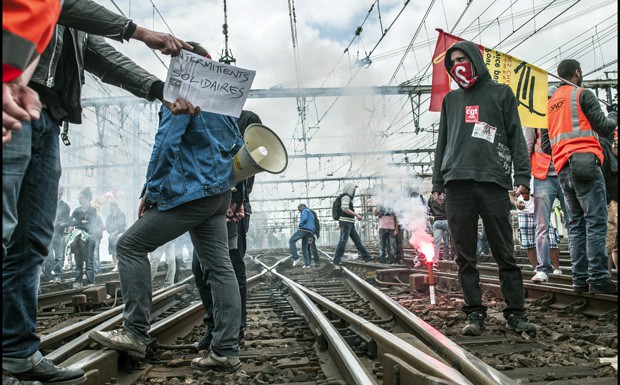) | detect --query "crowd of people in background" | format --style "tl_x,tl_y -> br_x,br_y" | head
40,187 -> 193,290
